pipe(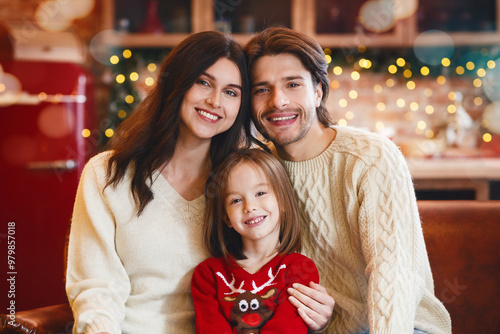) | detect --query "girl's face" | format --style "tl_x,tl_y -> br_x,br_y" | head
179,58 -> 242,143
224,162 -> 280,249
